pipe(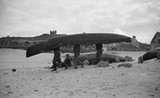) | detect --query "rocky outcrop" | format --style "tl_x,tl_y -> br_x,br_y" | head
150,31 -> 160,49
107,36 -> 151,51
